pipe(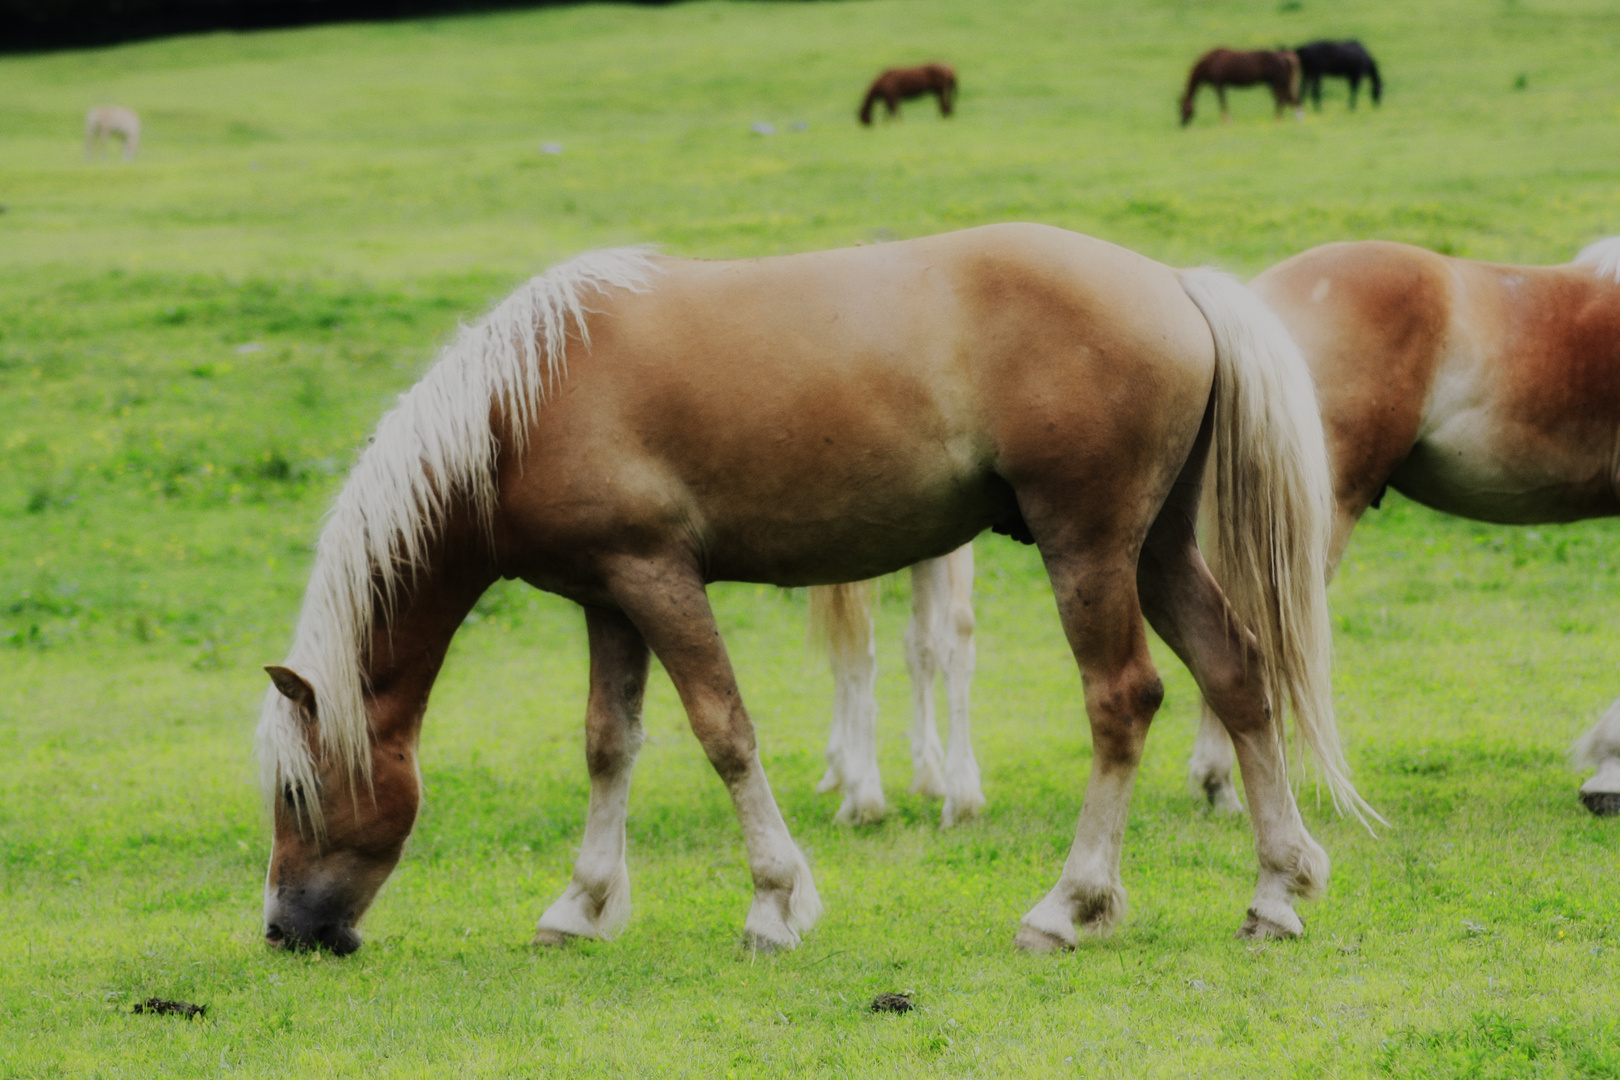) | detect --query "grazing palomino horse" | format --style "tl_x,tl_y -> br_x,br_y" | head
1188,237 -> 1620,817
808,544 -> 982,826
257,223 -> 1367,958
859,63 -> 957,125
1180,48 -> 1302,126
1295,40 -> 1382,111
84,106 -> 141,161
